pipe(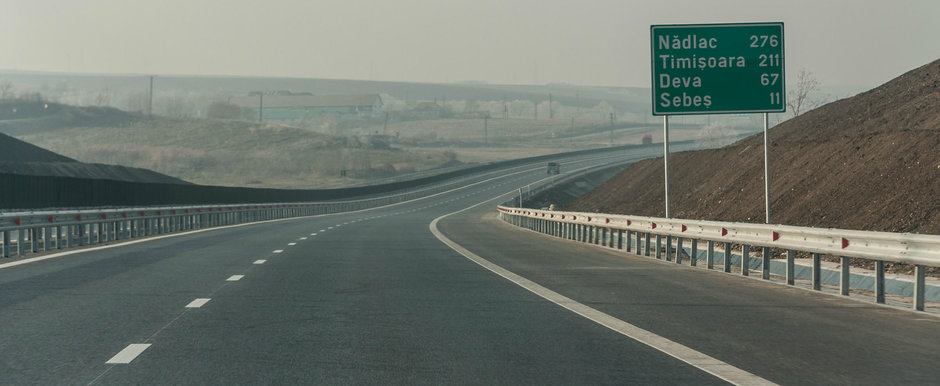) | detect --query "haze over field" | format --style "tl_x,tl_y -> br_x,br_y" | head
2,0 -> 939,89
